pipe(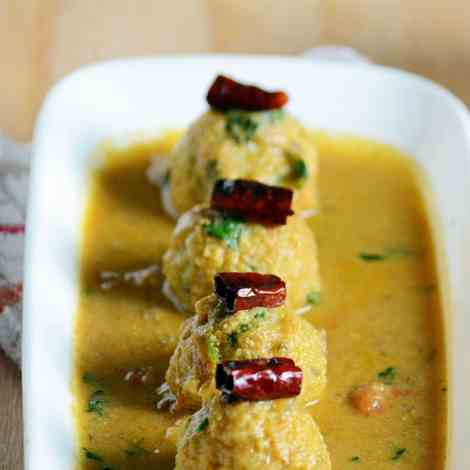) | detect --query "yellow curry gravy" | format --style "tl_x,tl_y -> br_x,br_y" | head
74,132 -> 446,469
